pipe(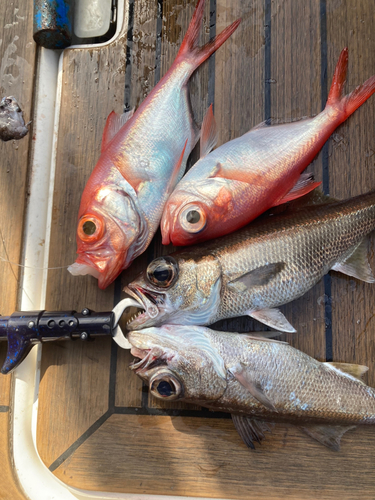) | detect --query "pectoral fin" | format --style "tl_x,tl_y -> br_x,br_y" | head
272,173 -> 322,207
248,308 -> 296,333
331,239 -> 375,283
301,424 -> 356,451
227,263 -> 285,293
232,415 -> 272,449
165,140 -> 188,196
229,362 -> 277,412
101,109 -> 134,152
200,104 -> 218,157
